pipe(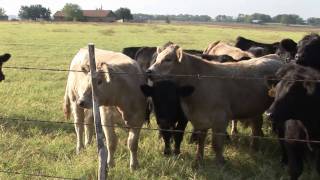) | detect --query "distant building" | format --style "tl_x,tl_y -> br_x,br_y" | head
0,16 -> 8,21
251,19 -> 263,24
53,9 -> 117,22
